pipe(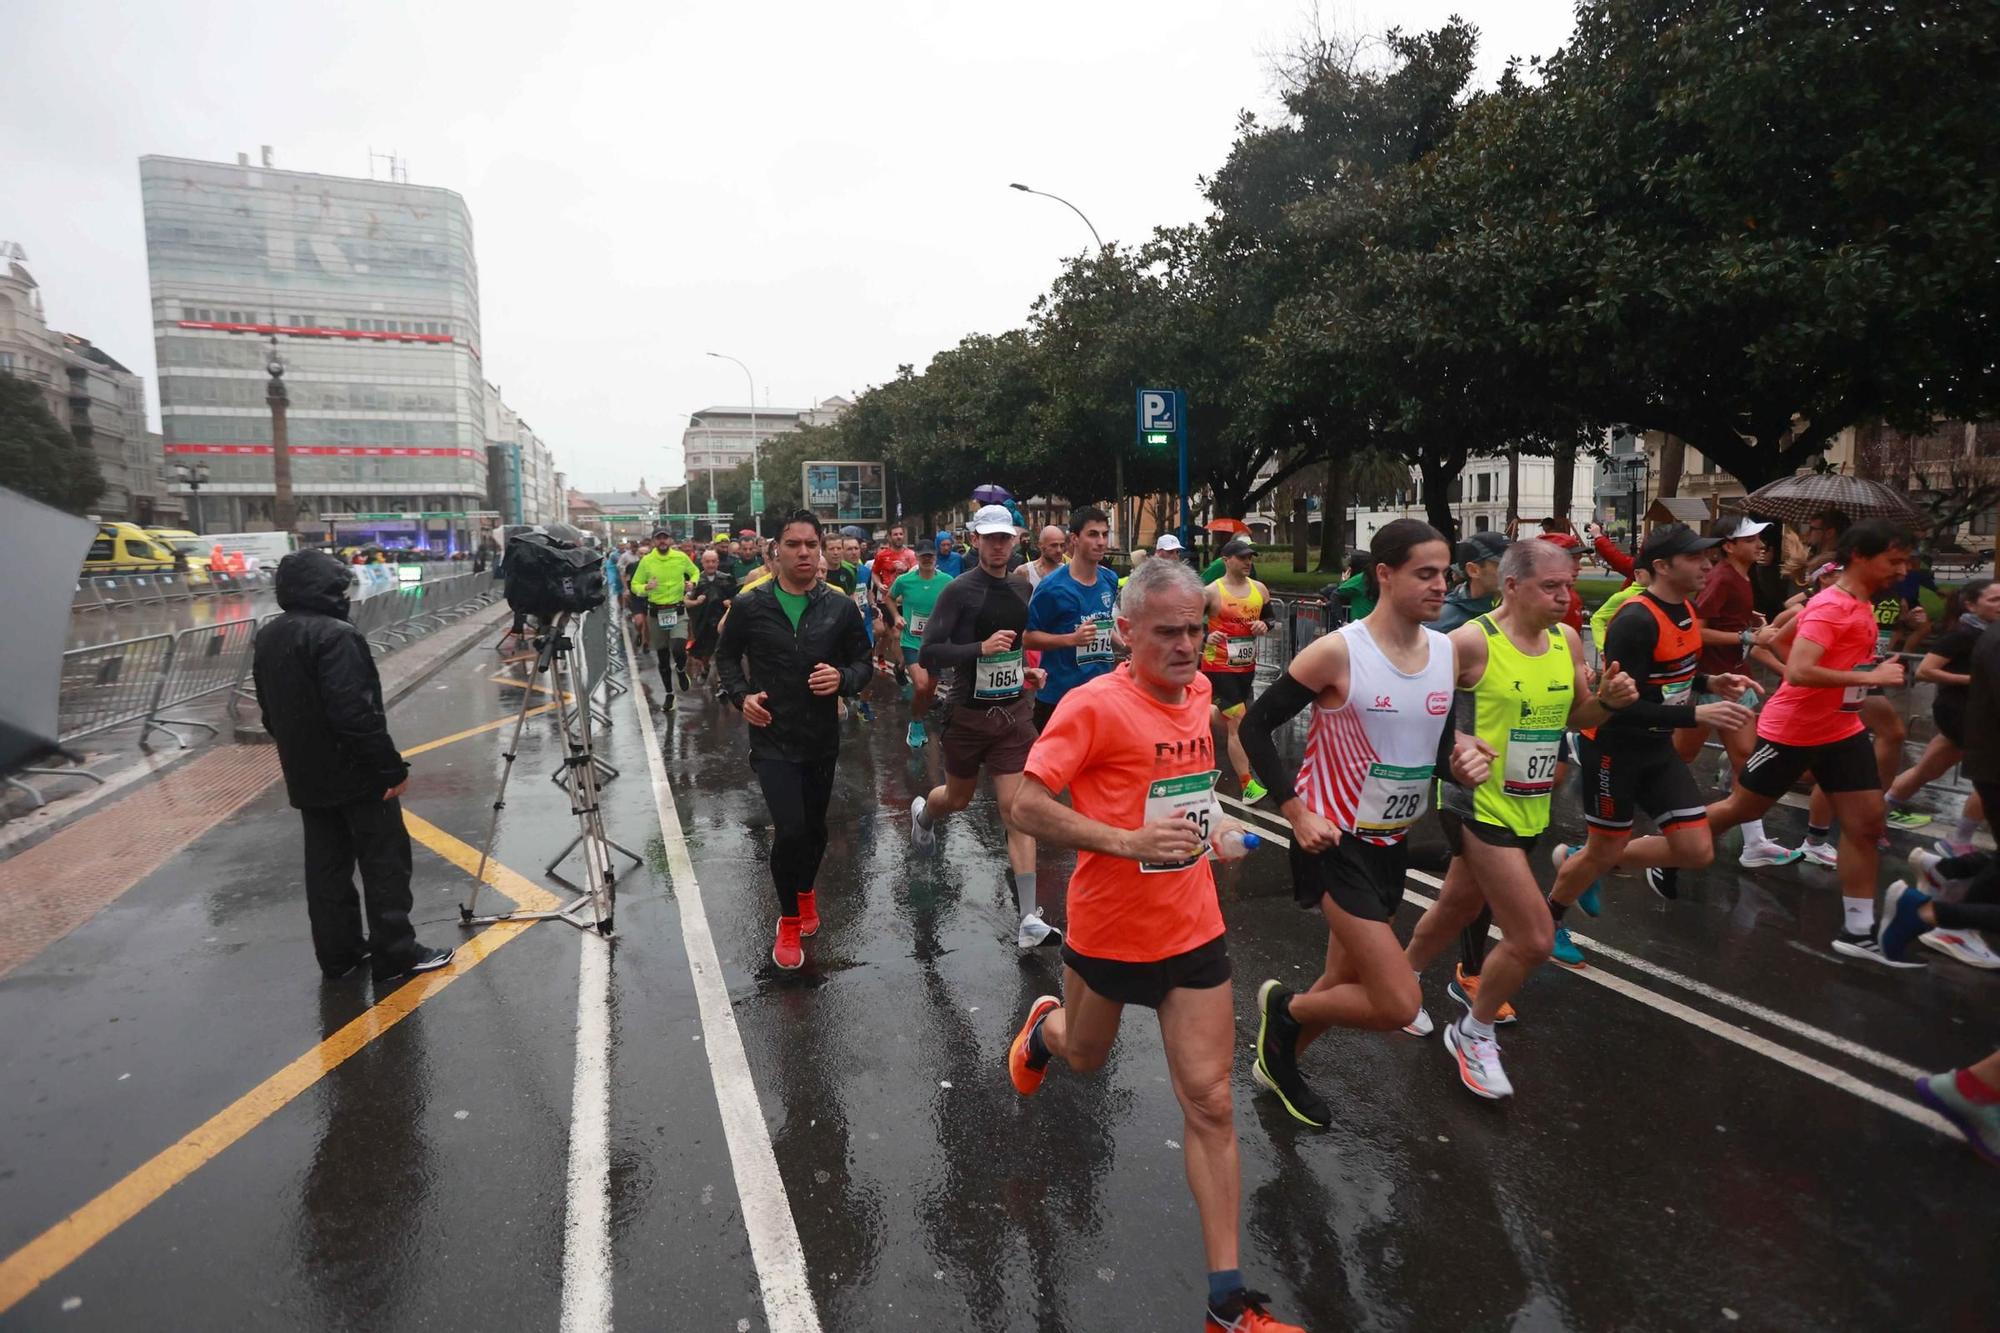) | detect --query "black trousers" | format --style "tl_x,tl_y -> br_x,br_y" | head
1931,780 -> 2000,931
752,754 -> 839,918
300,796 -> 421,976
